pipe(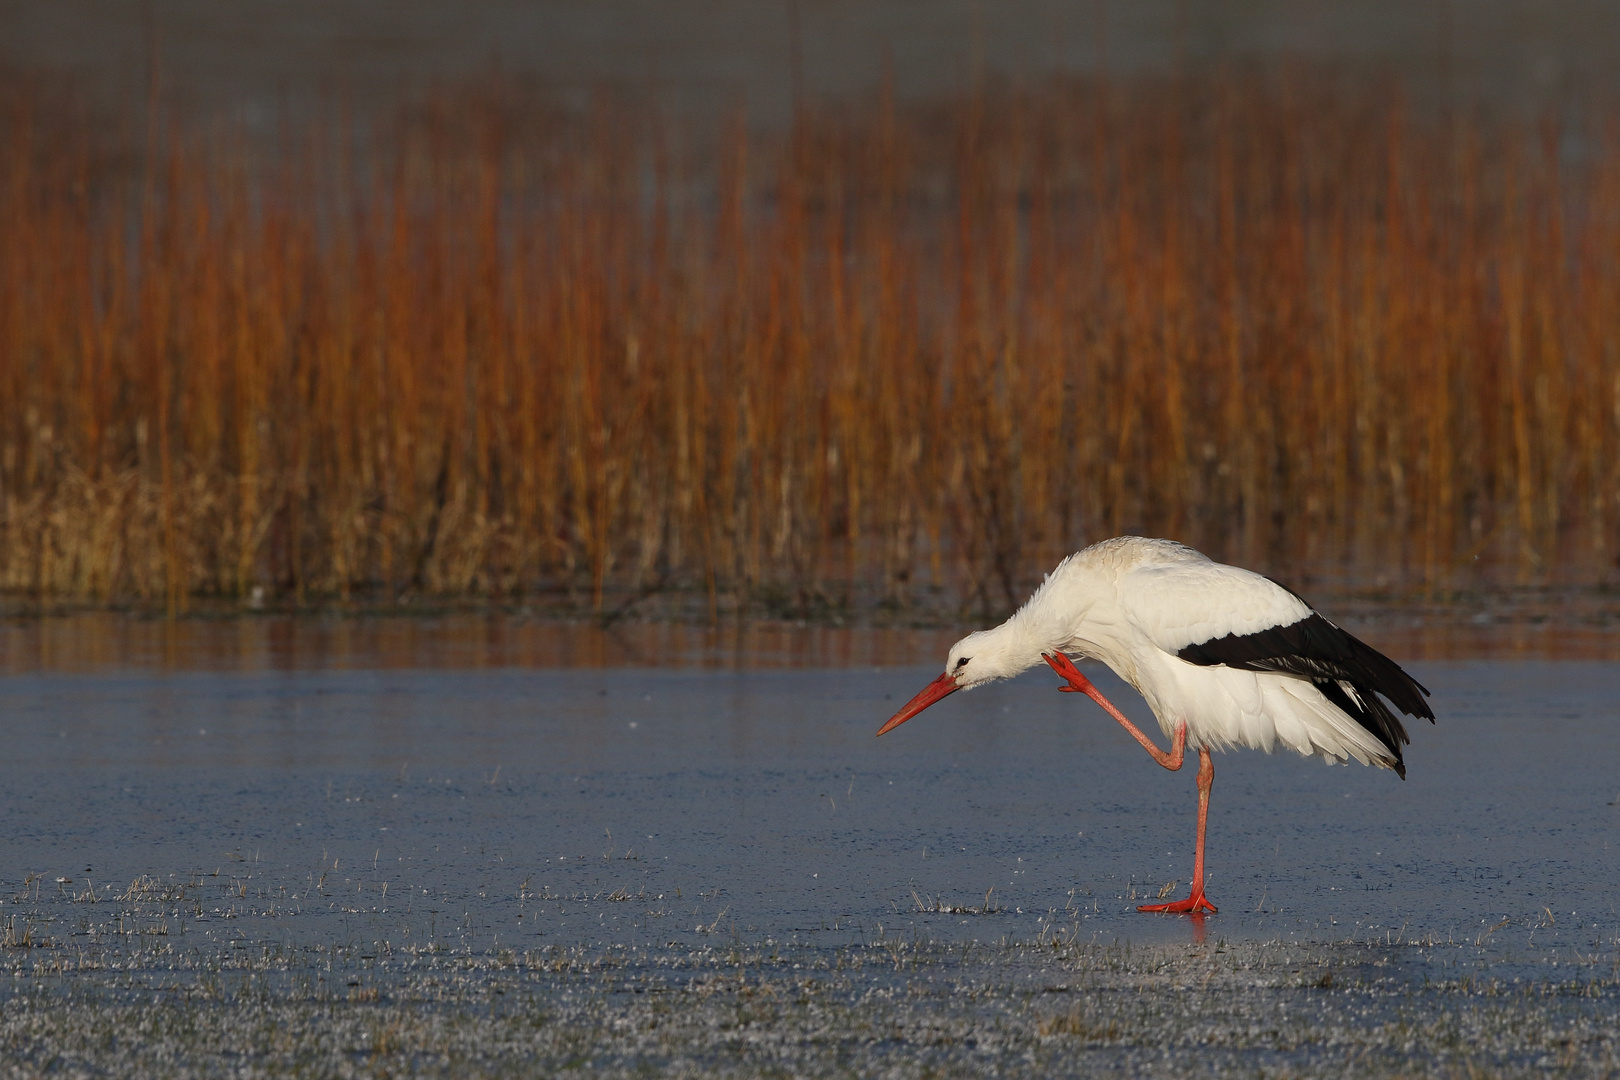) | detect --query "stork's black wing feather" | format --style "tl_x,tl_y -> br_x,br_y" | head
1176,612 -> 1433,773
